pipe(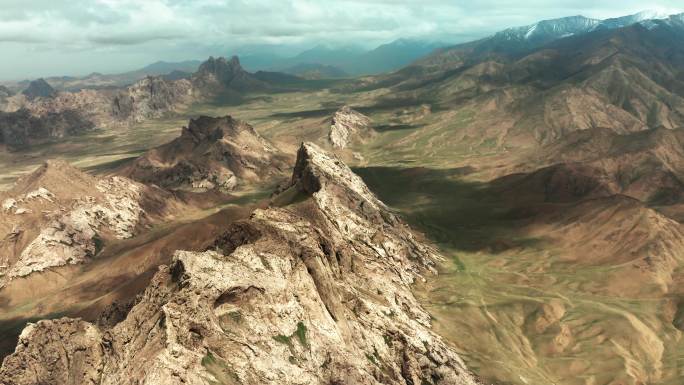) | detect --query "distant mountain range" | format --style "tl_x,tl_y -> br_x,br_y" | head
419,10 -> 684,66
1,39 -> 447,91
238,39 -> 449,77
362,9 -> 684,152
485,10 -> 683,52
